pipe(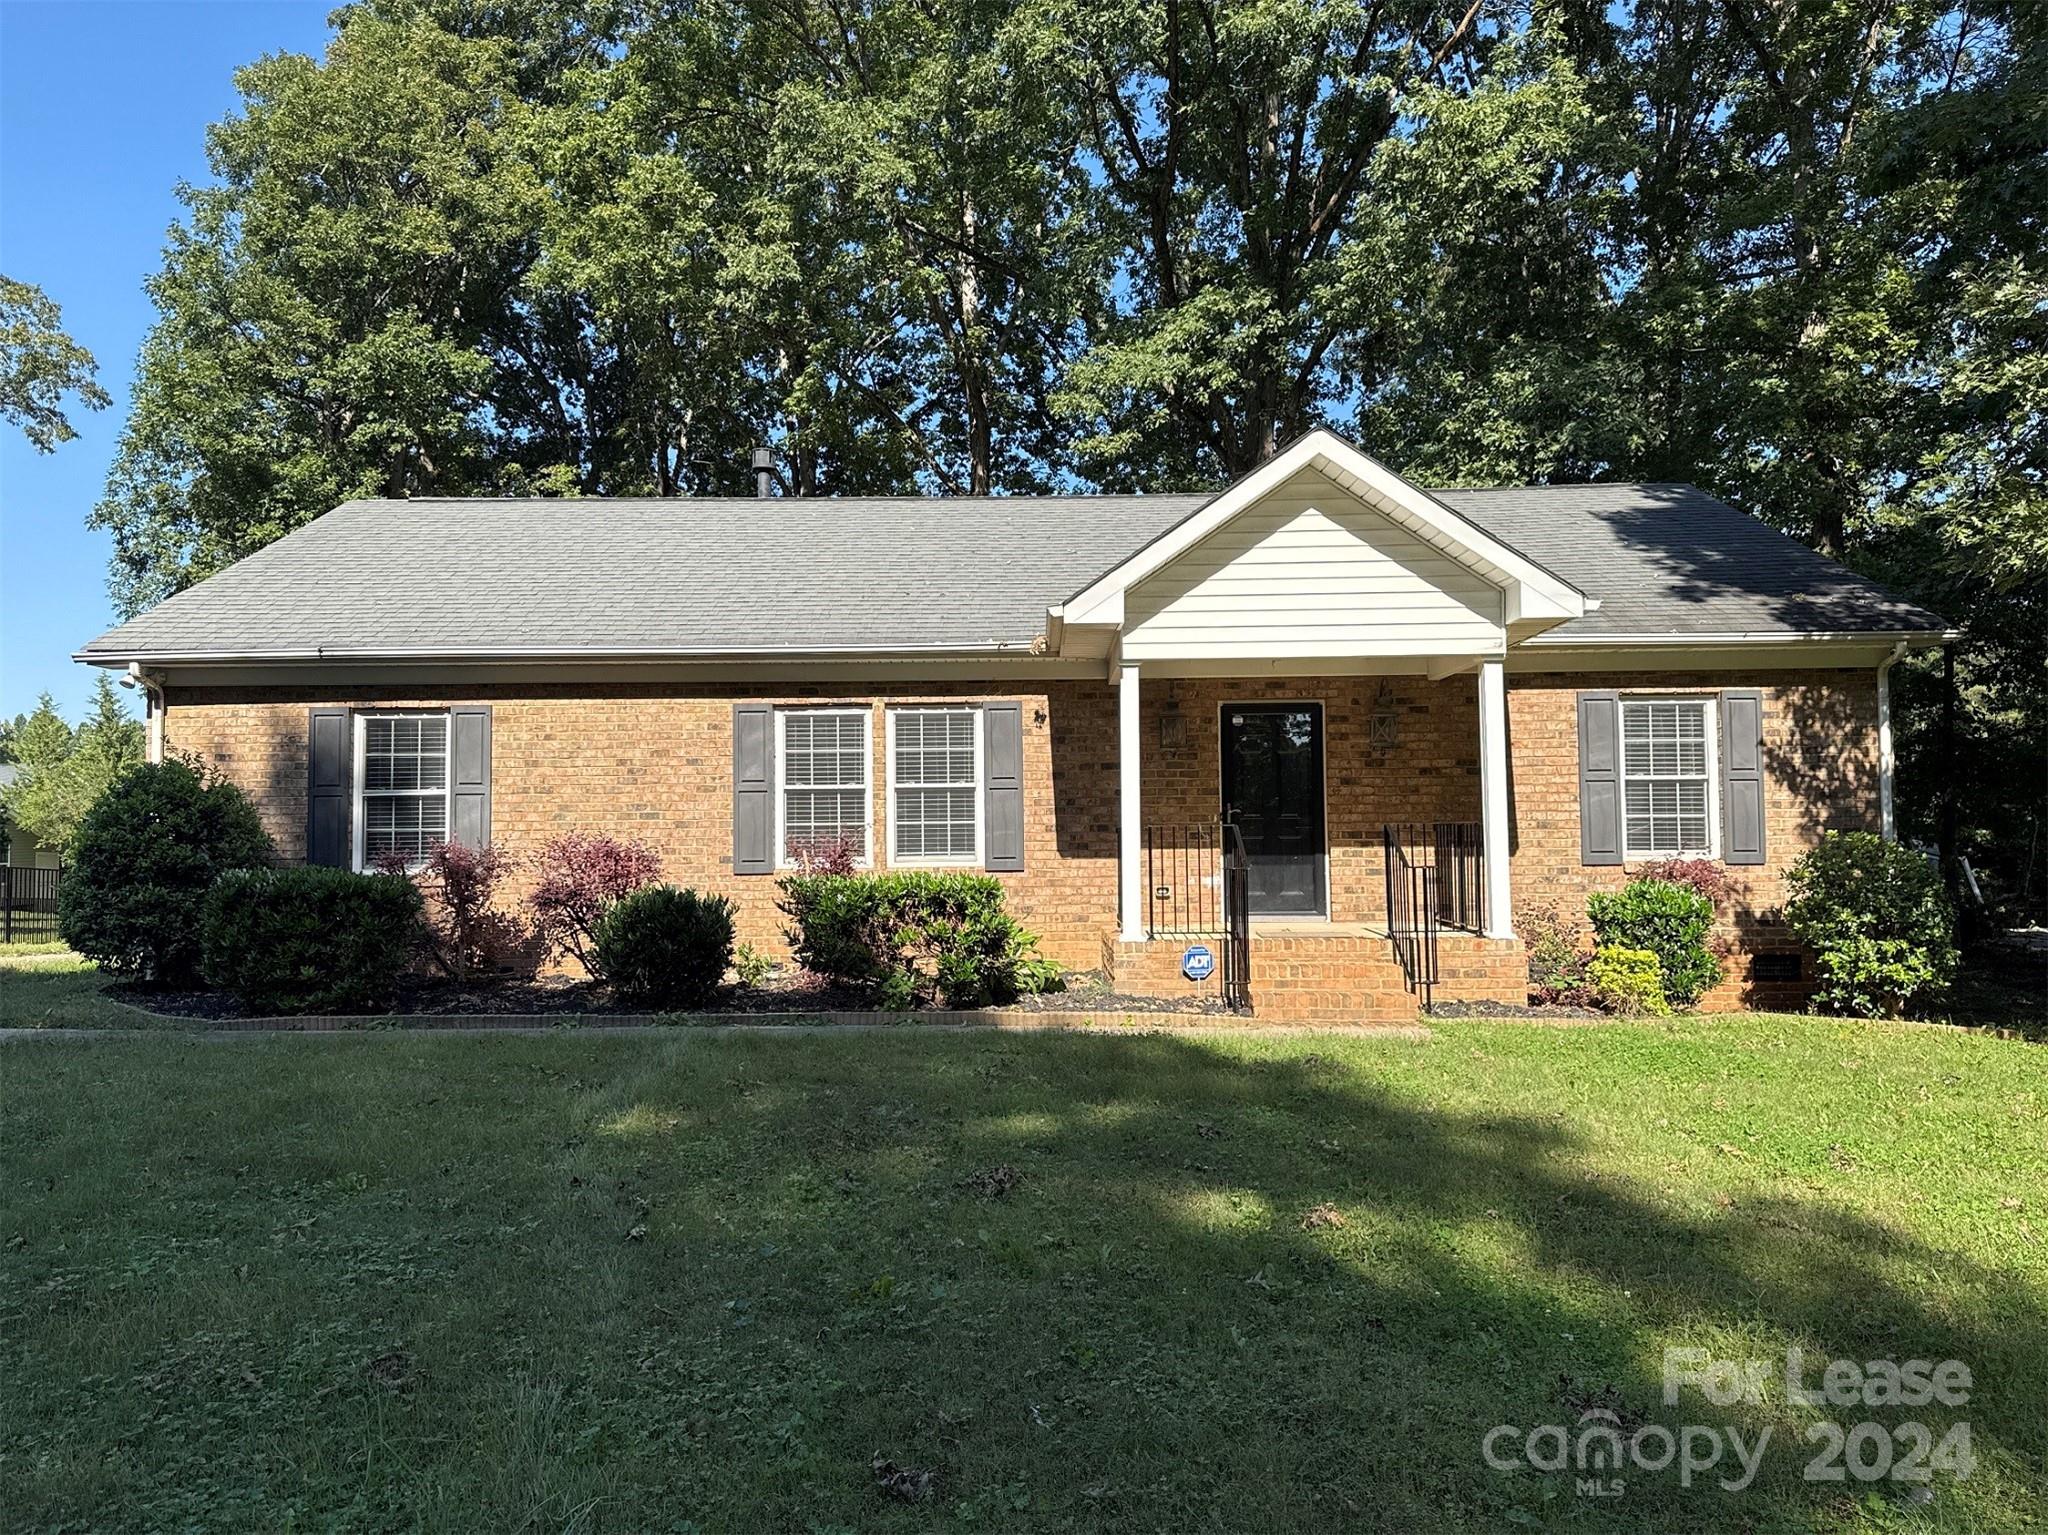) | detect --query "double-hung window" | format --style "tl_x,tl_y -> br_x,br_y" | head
355,712 -> 449,869
778,708 -> 871,864
1620,698 -> 1717,858
889,706 -> 981,864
